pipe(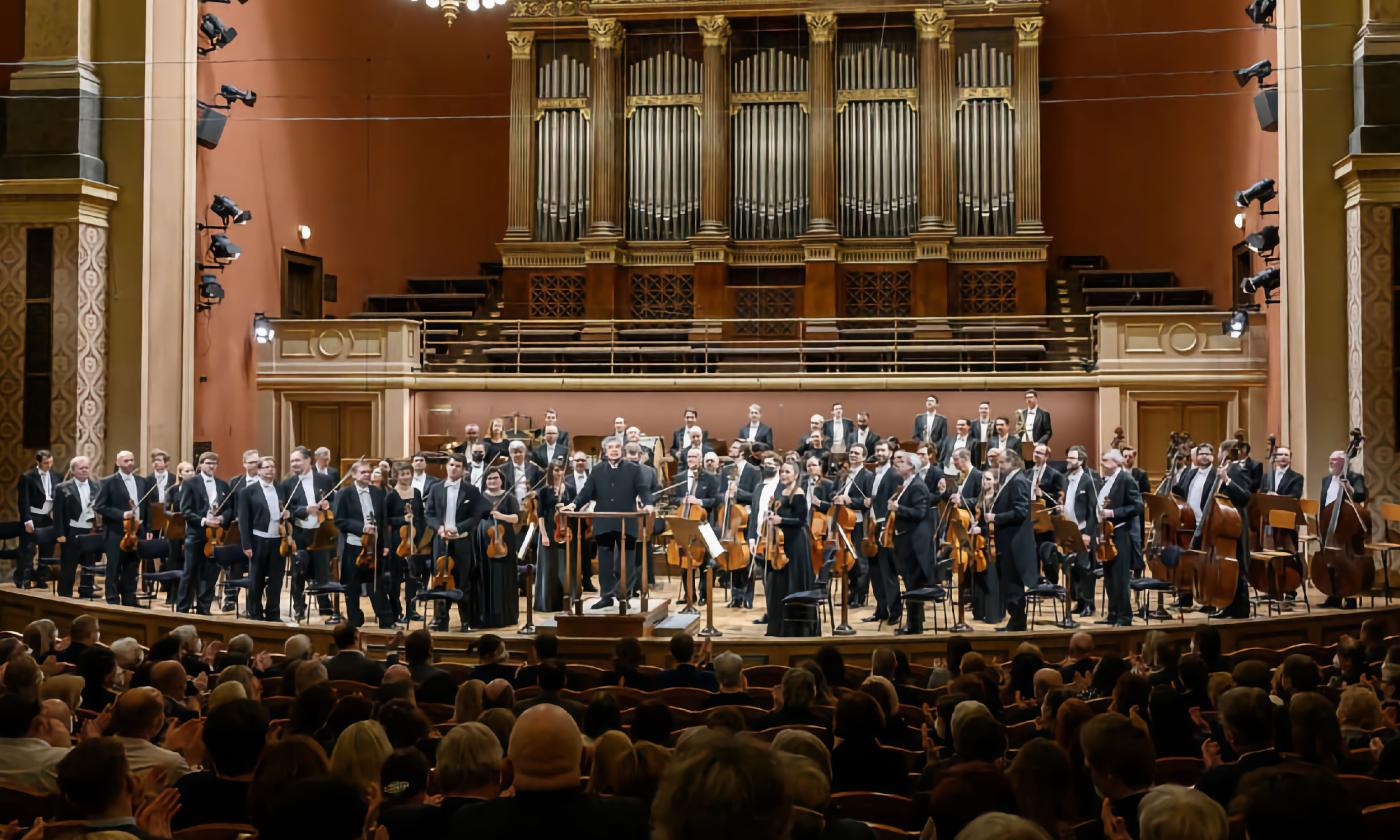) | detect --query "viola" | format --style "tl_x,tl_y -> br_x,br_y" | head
120,503 -> 139,552
754,491 -> 788,570
432,550 -> 455,589
279,519 -> 297,558
881,481 -> 907,550
1097,516 -> 1118,563
947,505 -> 974,575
